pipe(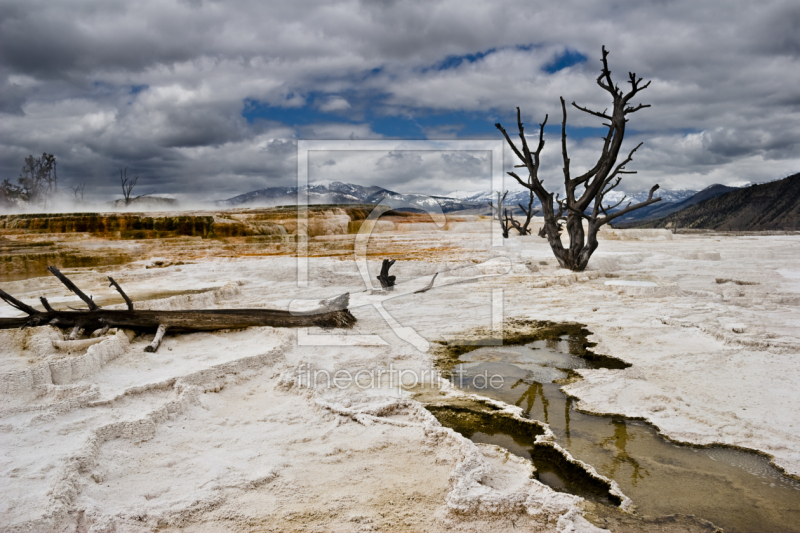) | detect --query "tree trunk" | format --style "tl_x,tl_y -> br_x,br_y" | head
0,306 -> 356,332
